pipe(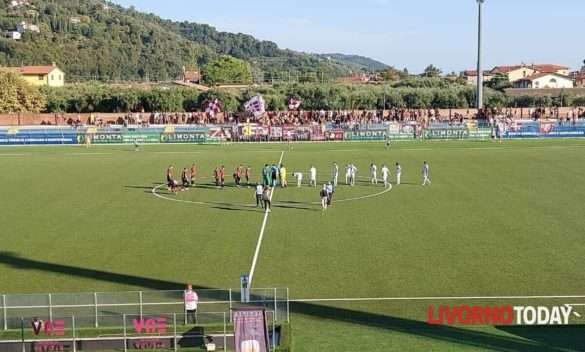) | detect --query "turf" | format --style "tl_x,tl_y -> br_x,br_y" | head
1,139 -> 585,351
